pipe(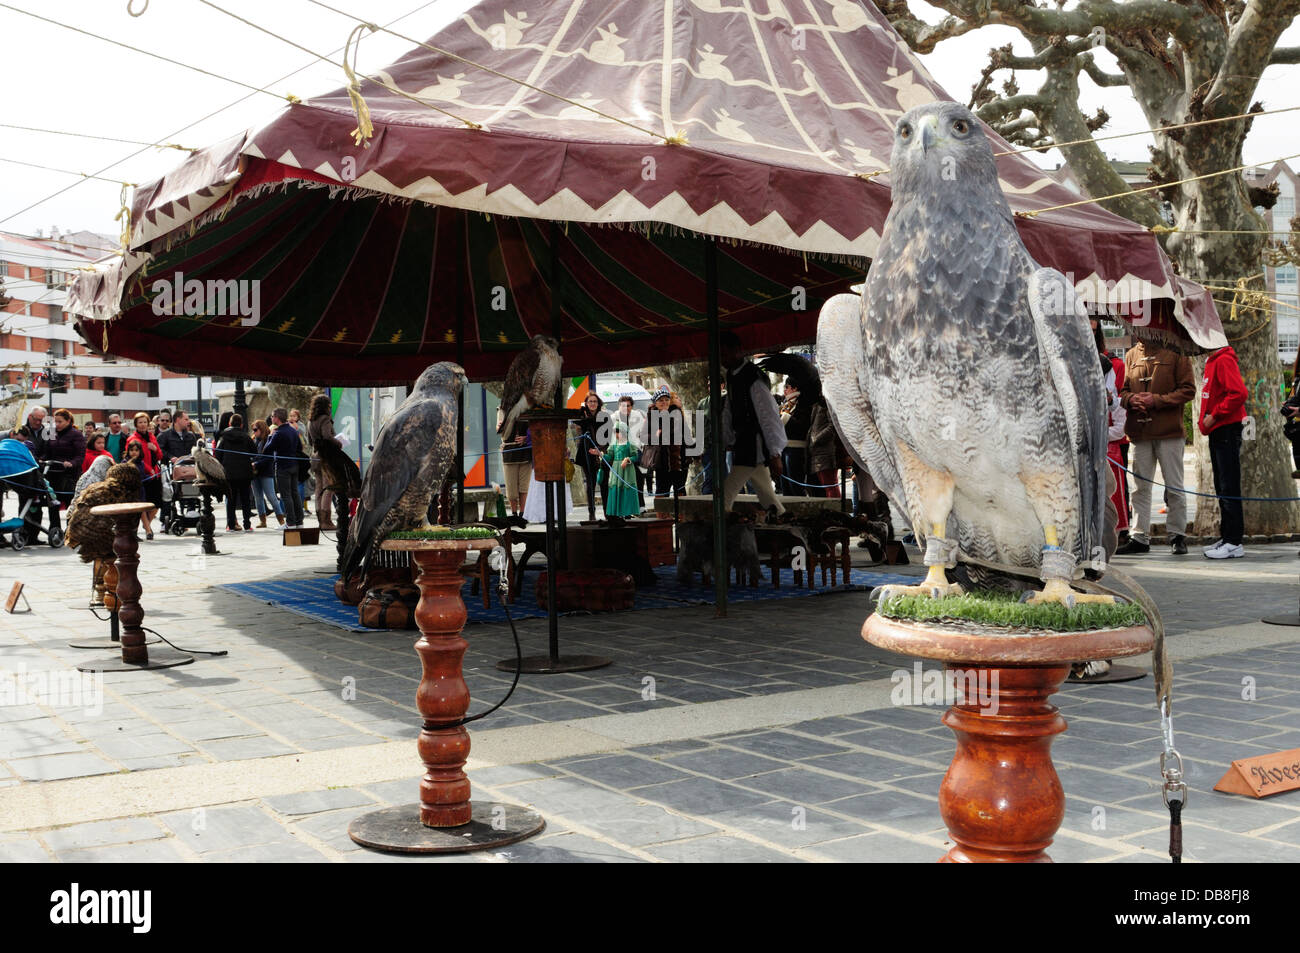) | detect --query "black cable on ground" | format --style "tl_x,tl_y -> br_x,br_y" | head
139,626 -> 228,657
446,595 -> 523,729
